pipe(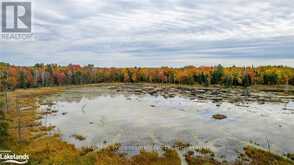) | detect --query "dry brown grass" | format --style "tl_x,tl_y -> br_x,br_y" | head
21,135 -> 80,165
243,146 -> 294,165
95,144 -> 181,165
